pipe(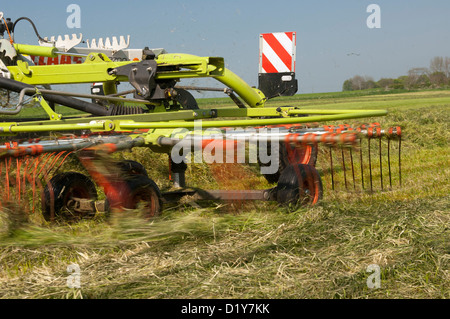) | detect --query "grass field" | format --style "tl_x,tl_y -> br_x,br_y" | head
0,89 -> 448,299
